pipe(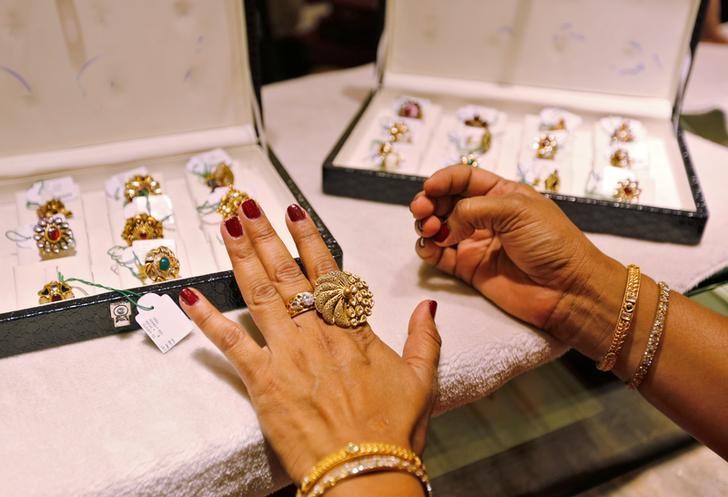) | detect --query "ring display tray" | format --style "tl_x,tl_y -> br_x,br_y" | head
322,0 -> 709,245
